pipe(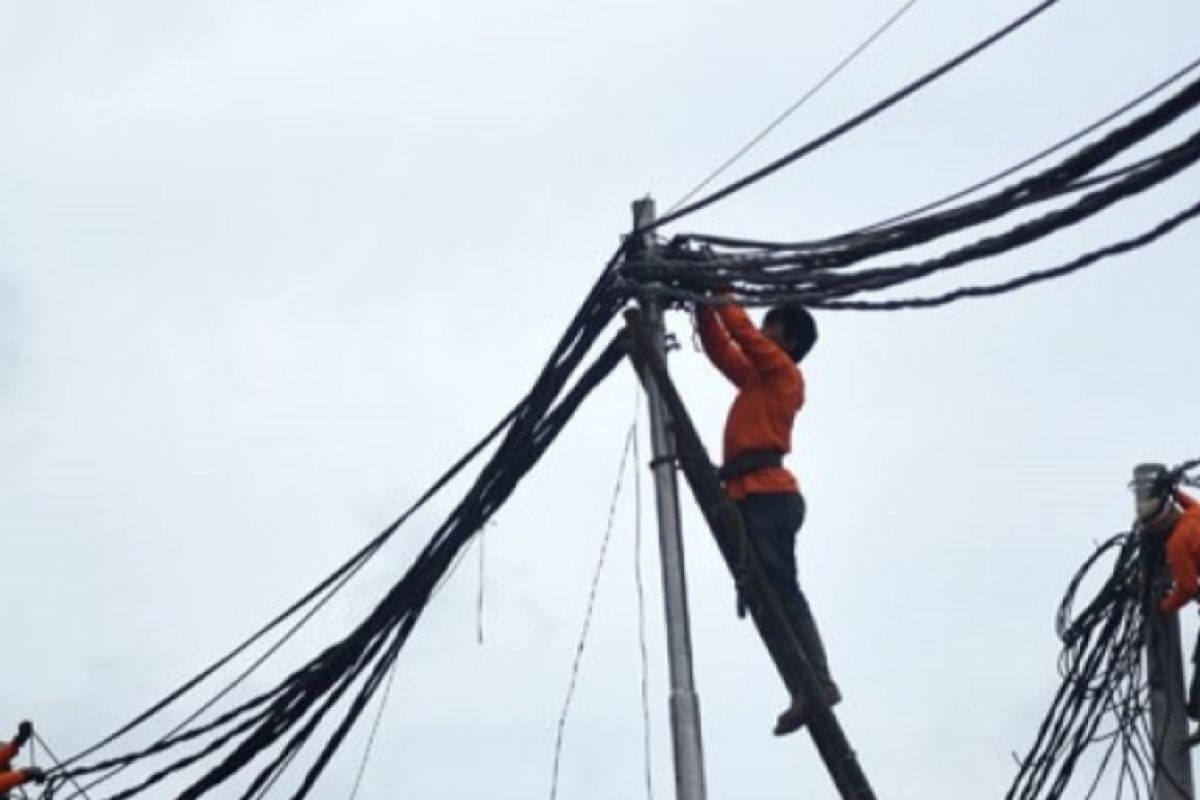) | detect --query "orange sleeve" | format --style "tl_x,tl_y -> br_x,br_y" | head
716,303 -> 793,375
1161,527 -> 1199,612
0,771 -> 29,793
1176,489 -> 1198,511
697,307 -> 751,387
0,741 -> 18,764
